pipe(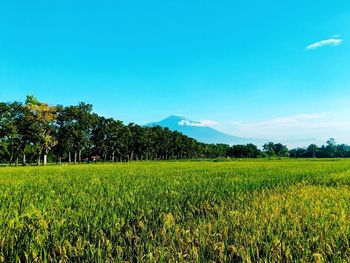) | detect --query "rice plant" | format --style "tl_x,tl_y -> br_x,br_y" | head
0,159 -> 350,262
